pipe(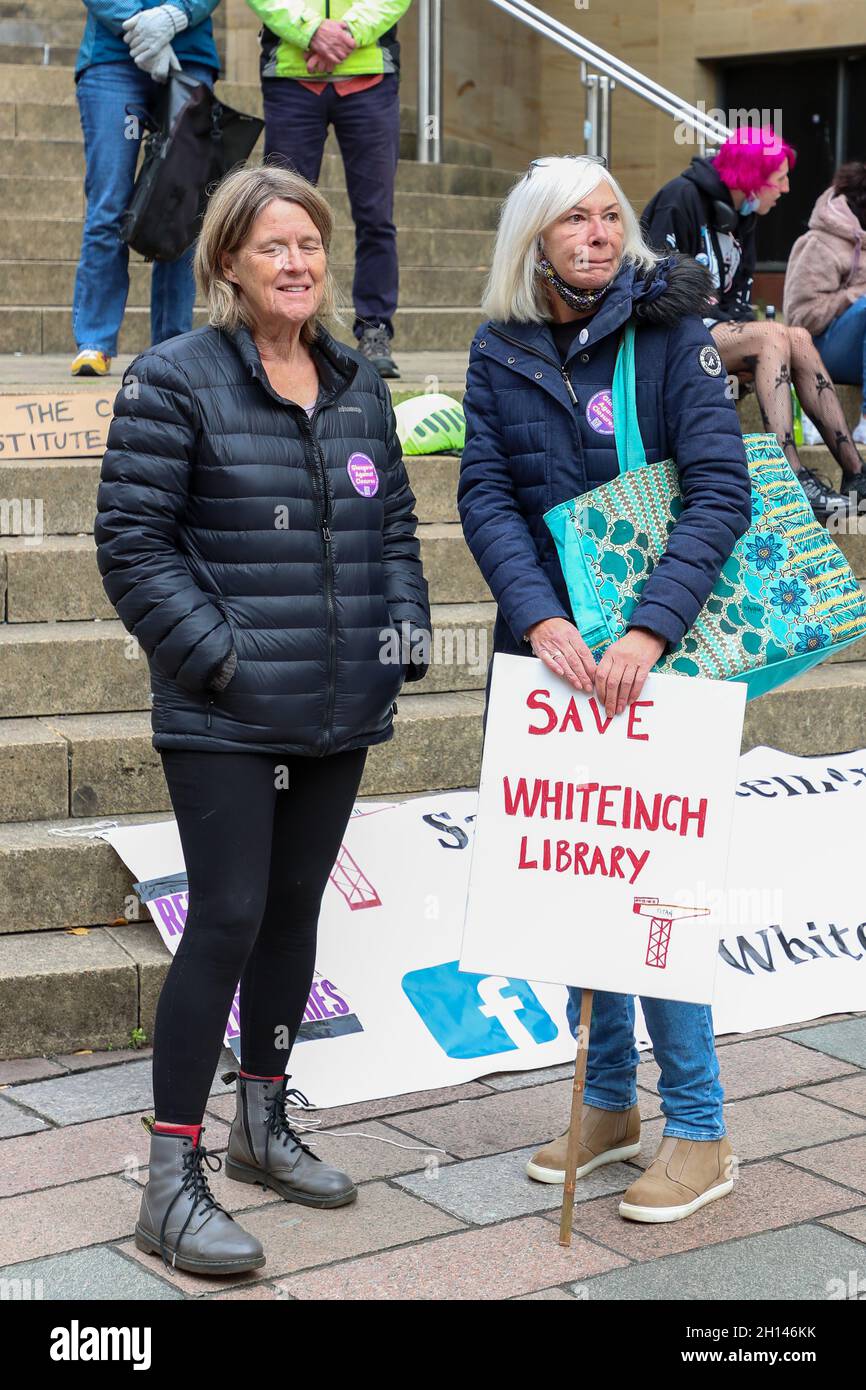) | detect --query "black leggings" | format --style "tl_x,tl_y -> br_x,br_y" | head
152,746 -> 368,1124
